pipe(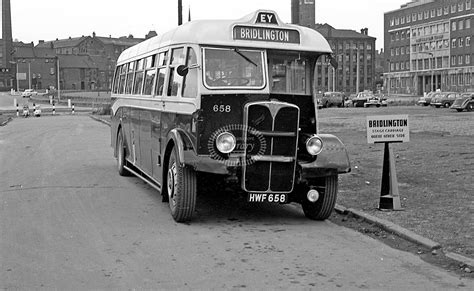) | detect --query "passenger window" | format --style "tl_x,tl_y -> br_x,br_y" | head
182,47 -> 198,98
154,51 -> 168,96
143,55 -> 157,95
167,47 -> 184,96
132,59 -> 145,95
125,62 -> 135,94
119,64 -> 128,94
